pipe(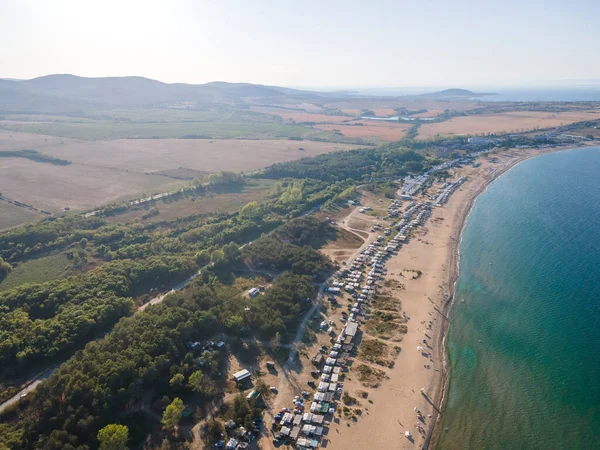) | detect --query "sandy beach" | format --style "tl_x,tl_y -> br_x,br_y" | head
317,146 -> 570,450
252,145 -> 580,450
